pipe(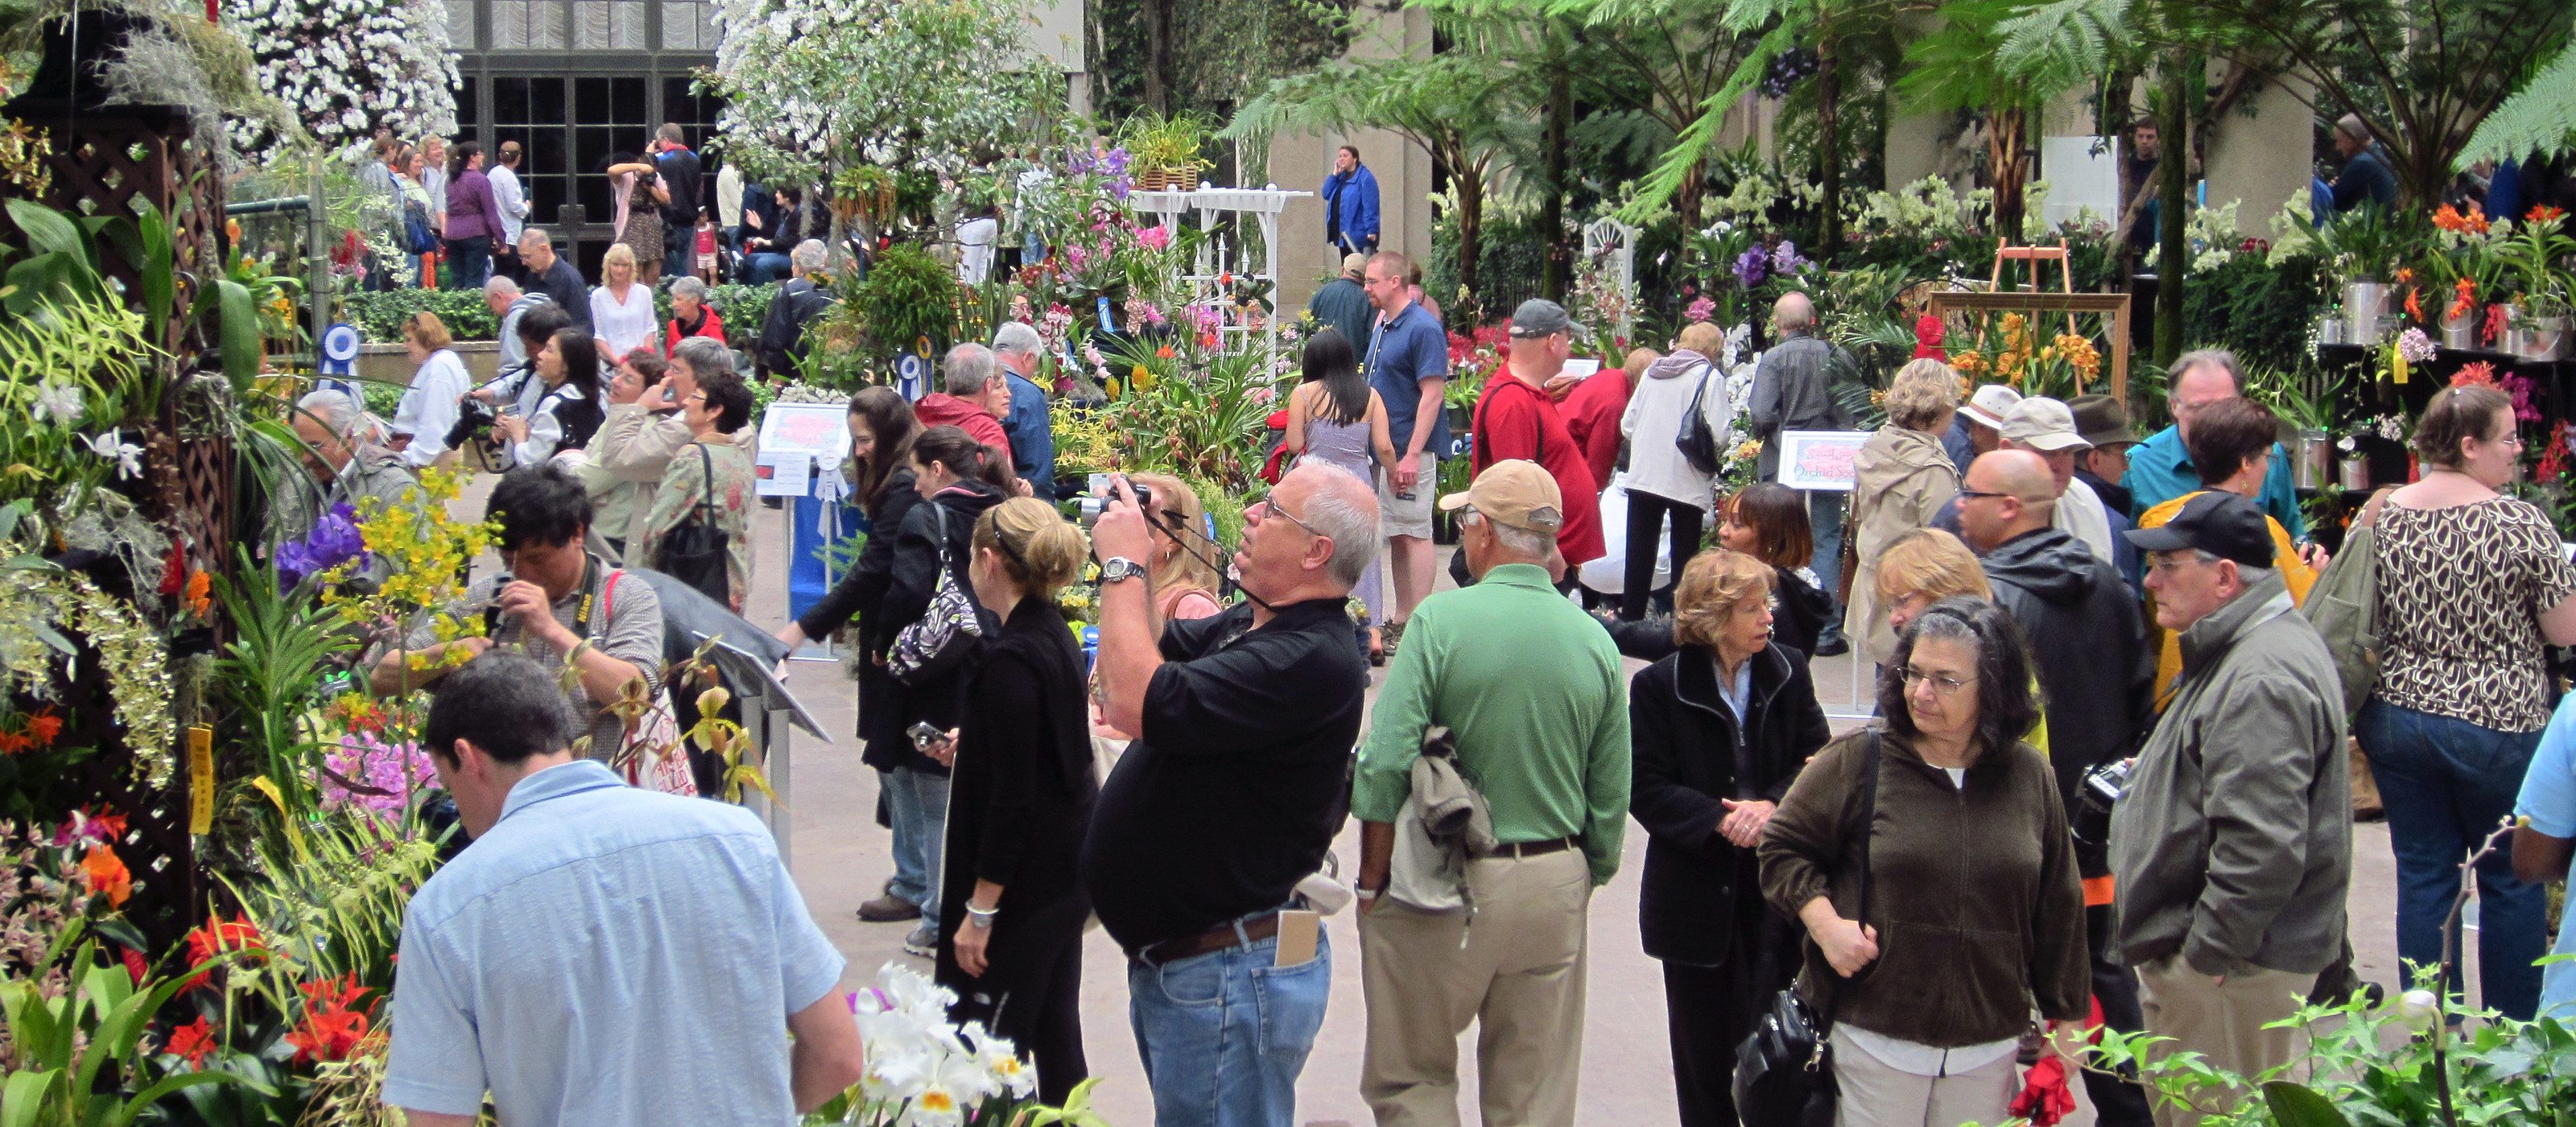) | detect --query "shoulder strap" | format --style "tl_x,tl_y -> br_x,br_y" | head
694,441 -> 717,518
1818,731 -> 1885,1030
